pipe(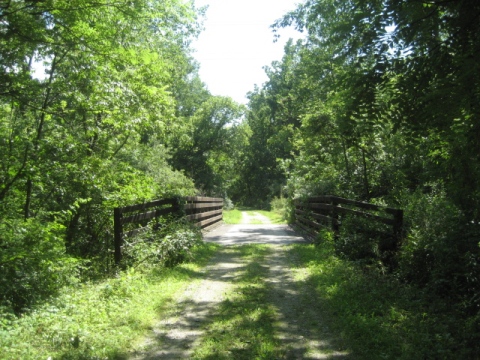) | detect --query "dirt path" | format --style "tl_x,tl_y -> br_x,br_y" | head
130,215 -> 350,359
241,211 -> 271,224
265,245 -> 350,359
130,248 -> 244,359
